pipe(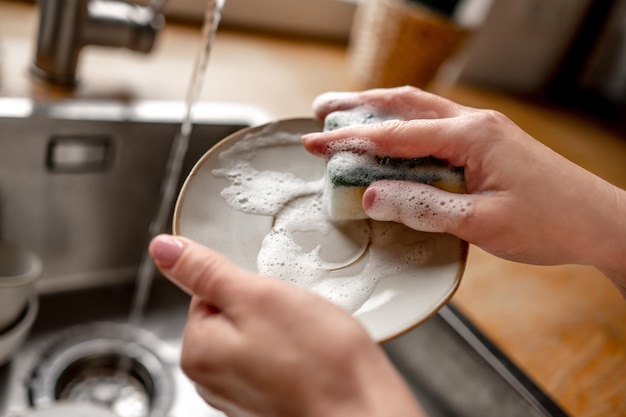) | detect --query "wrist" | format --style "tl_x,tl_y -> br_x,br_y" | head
591,183 -> 626,298
598,267 -> 626,299
306,344 -> 426,417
